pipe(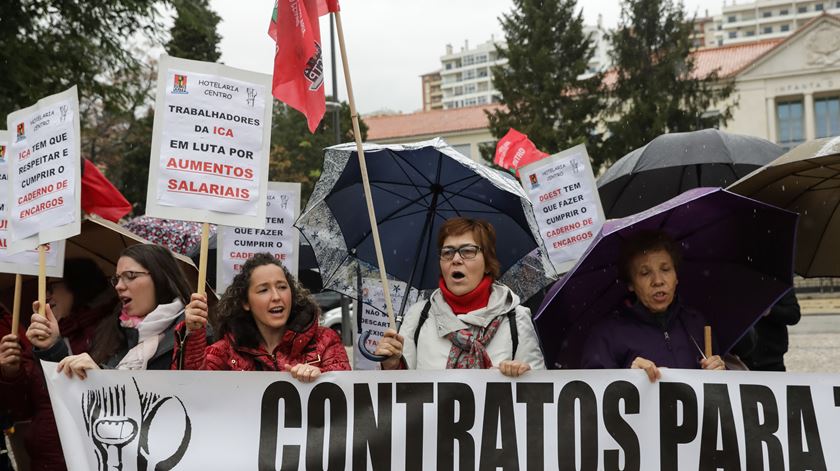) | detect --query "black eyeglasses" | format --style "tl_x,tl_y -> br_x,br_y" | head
110,271 -> 150,287
440,244 -> 482,261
